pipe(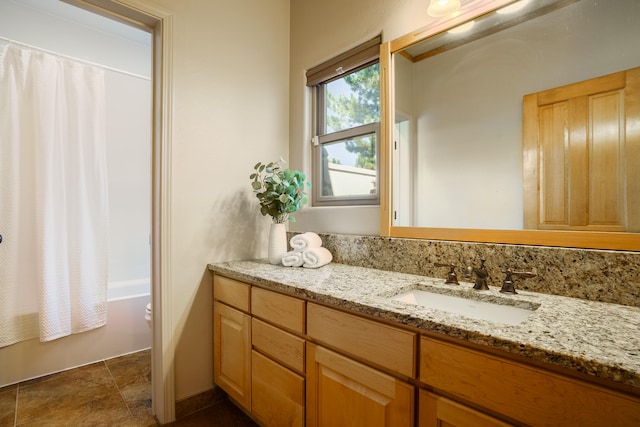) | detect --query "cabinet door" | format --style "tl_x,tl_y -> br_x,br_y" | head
306,343 -> 414,427
419,390 -> 510,427
213,301 -> 251,411
252,350 -> 304,427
